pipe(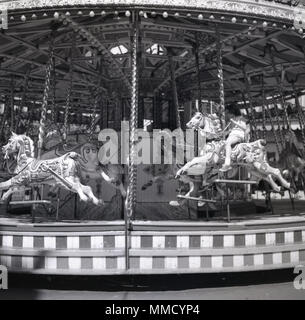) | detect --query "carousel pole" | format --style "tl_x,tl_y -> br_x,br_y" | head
38,36 -> 54,159
88,70 -> 102,143
261,83 -> 267,142
243,67 -> 258,140
125,11 -> 139,270
15,69 -> 30,133
50,56 -> 64,139
9,77 -> 15,133
51,56 -> 57,124
63,31 -> 76,145
217,26 -> 231,219
291,80 -> 305,150
88,89 -> 99,142
0,95 -> 9,142
262,74 -> 281,155
242,93 -> 255,141
34,34 -> 54,222
271,95 -> 285,148
216,26 -> 225,130
265,102 -> 282,156
168,48 -> 181,128
269,45 -> 291,131
195,33 -> 203,113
